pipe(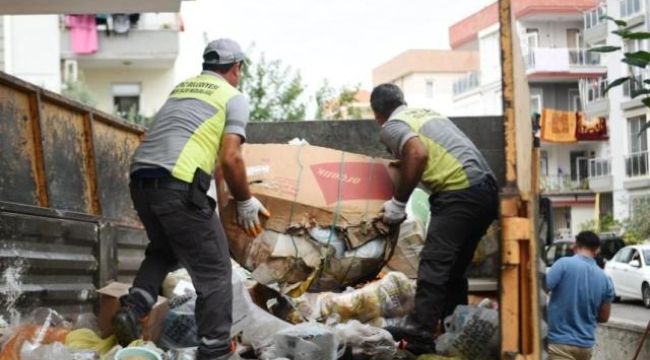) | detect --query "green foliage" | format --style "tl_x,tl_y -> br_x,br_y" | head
114,105 -> 154,128
624,197 -> 650,245
591,16 -> 650,135
239,47 -> 307,122
62,76 -> 97,107
579,213 -> 623,233
314,80 -> 363,120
